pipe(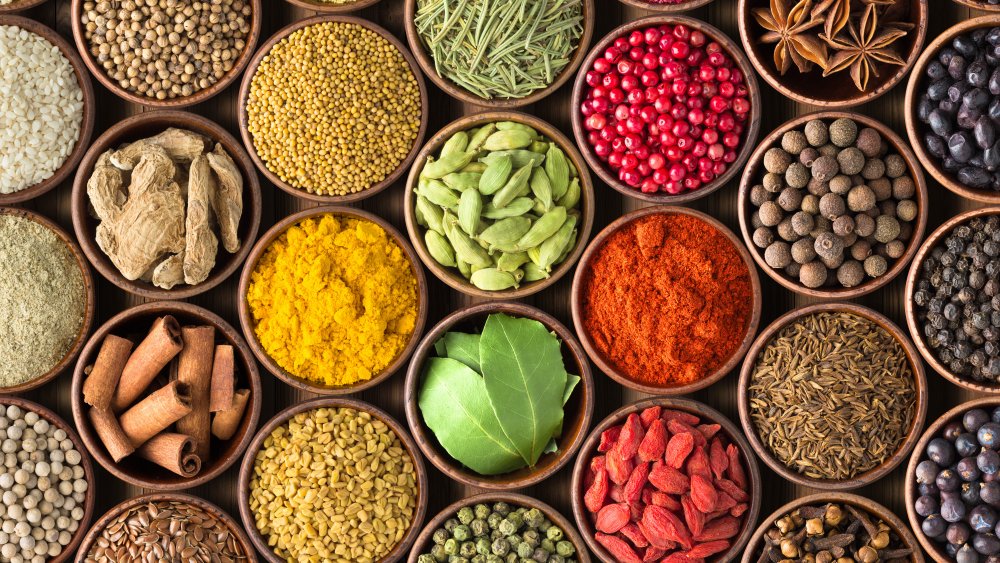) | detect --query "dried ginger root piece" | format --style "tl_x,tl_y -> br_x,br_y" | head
109,128 -> 207,170
183,155 -> 218,285
152,253 -> 185,289
207,143 -> 243,253
87,150 -> 126,222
